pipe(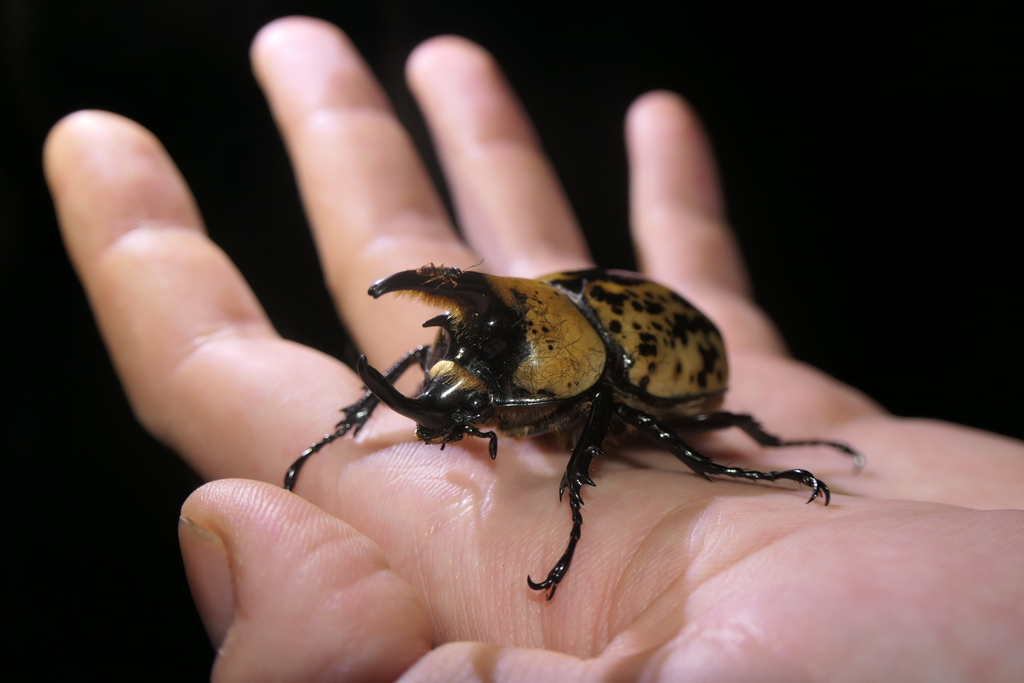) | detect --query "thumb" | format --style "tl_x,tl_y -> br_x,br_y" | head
179,479 -> 431,682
